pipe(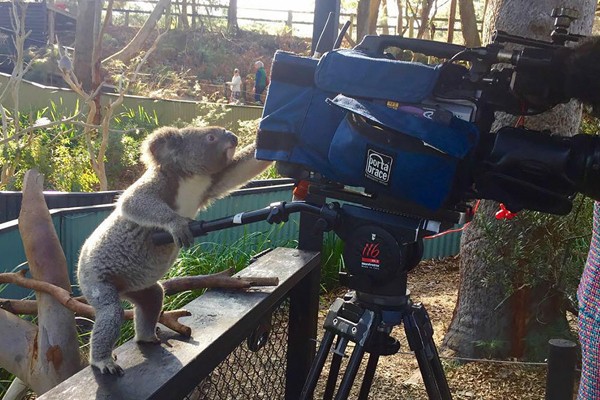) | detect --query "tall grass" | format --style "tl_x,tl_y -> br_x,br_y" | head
321,232 -> 344,292
116,225 -> 295,344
